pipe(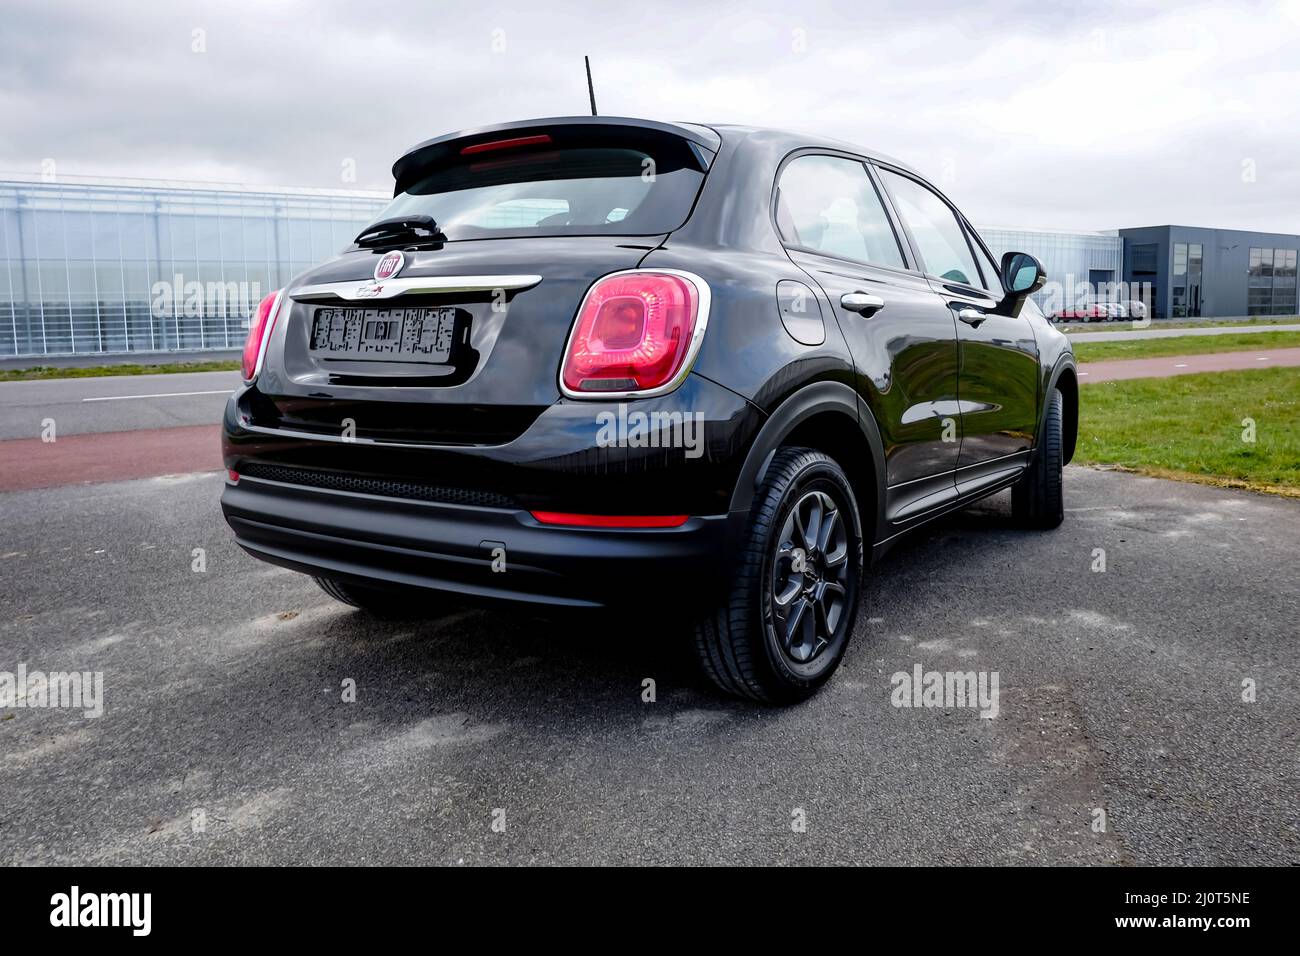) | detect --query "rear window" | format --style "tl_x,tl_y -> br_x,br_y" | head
371,139 -> 707,242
